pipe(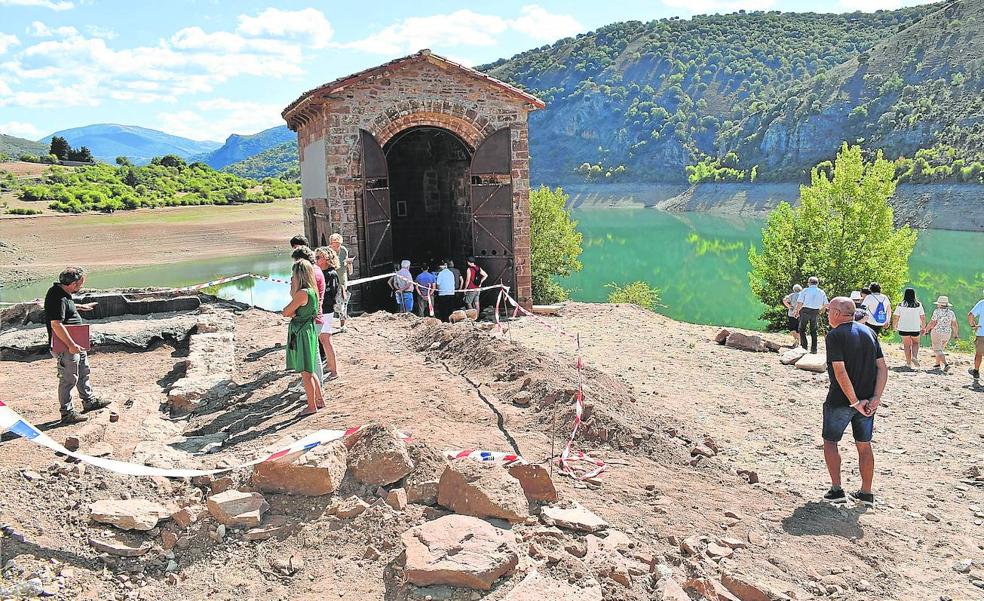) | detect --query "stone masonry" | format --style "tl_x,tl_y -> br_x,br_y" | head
282,50 -> 543,310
